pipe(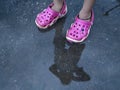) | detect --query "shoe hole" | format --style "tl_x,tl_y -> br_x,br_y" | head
79,24 -> 81,26
81,28 -> 84,31
76,36 -> 78,38
83,25 -> 85,27
70,33 -> 72,35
